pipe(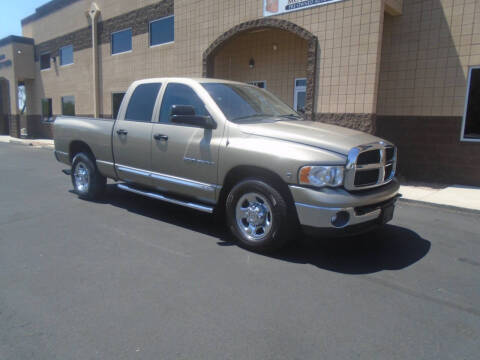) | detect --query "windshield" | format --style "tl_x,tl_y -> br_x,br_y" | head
201,82 -> 302,123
